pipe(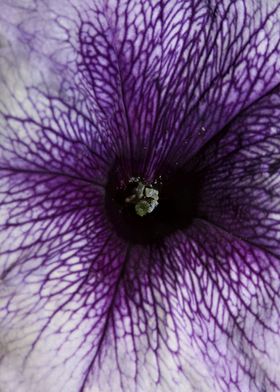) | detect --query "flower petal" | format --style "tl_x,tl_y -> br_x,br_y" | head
0,1 -> 280,392
194,83 -> 280,257
76,0 -> 280,172
158,223 -> 280,392
2,0 -> 280,177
